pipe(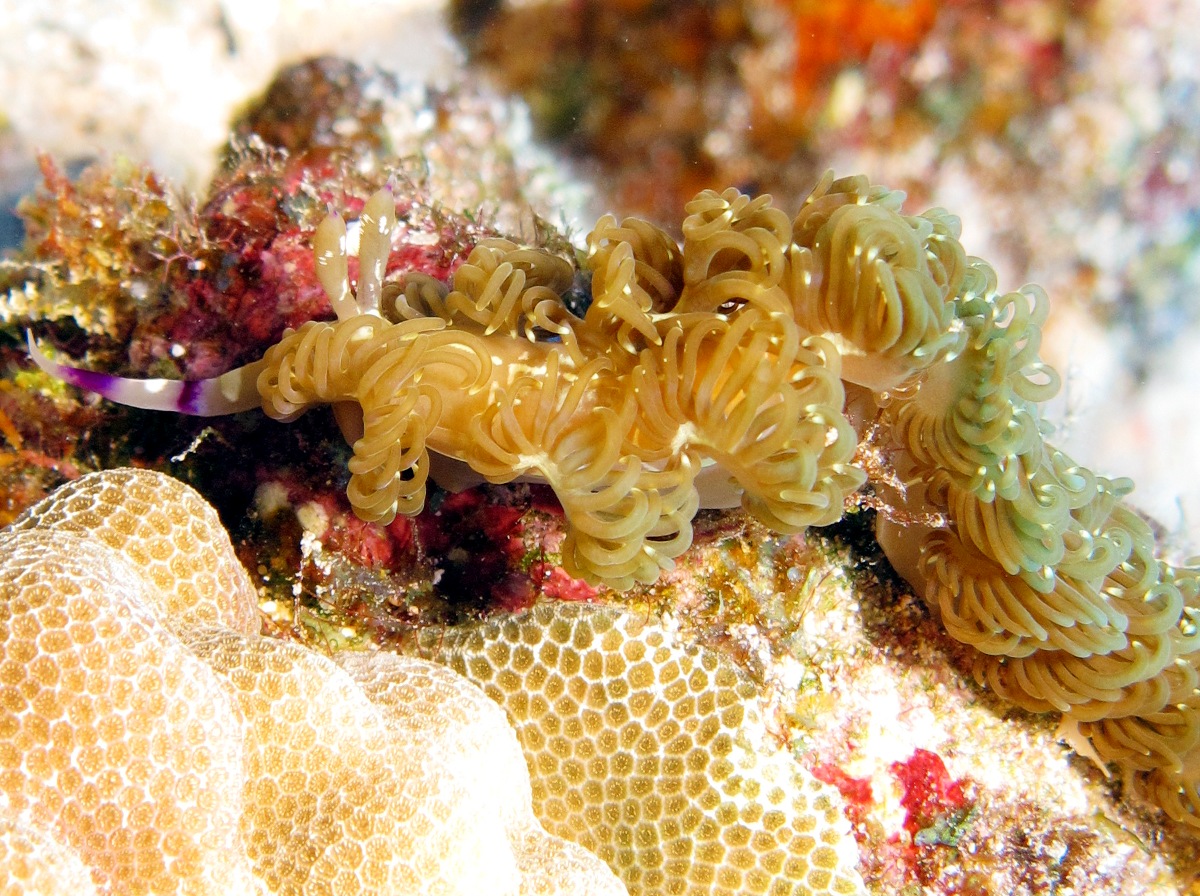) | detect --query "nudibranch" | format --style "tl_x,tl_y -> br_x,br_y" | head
30,181 -> 877,591
26,173 -> 1200,831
